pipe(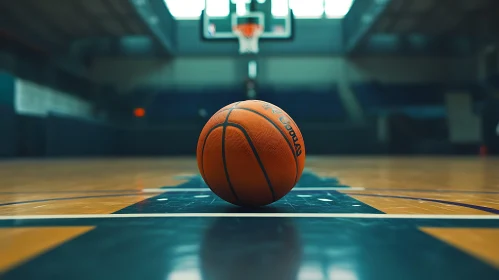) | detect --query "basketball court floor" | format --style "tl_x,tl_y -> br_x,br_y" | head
0,157 -> 498,279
